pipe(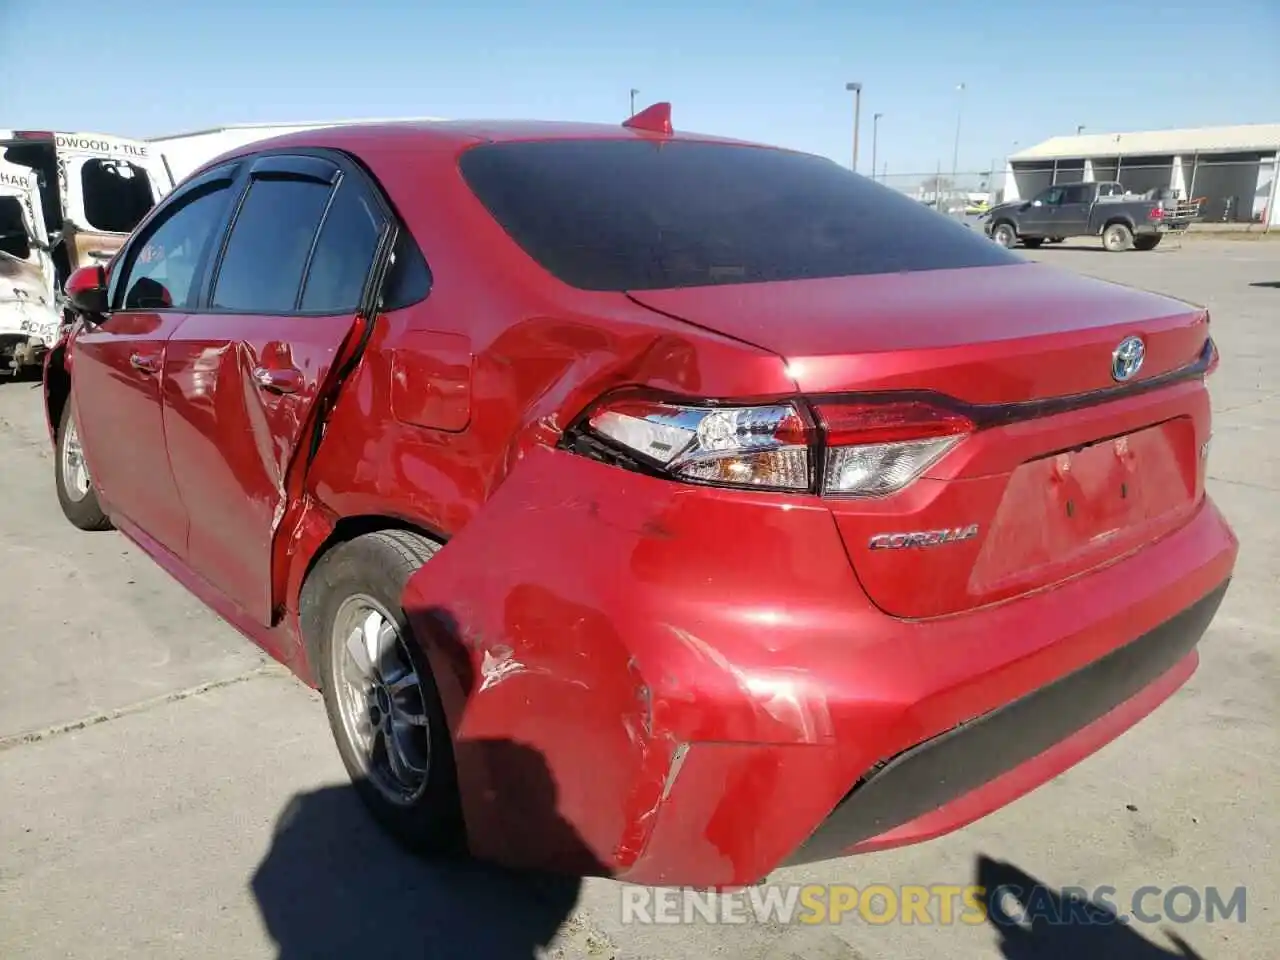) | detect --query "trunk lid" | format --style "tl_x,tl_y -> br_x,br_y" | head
626,263 -> 1209,402
628,263 -> 1213,619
